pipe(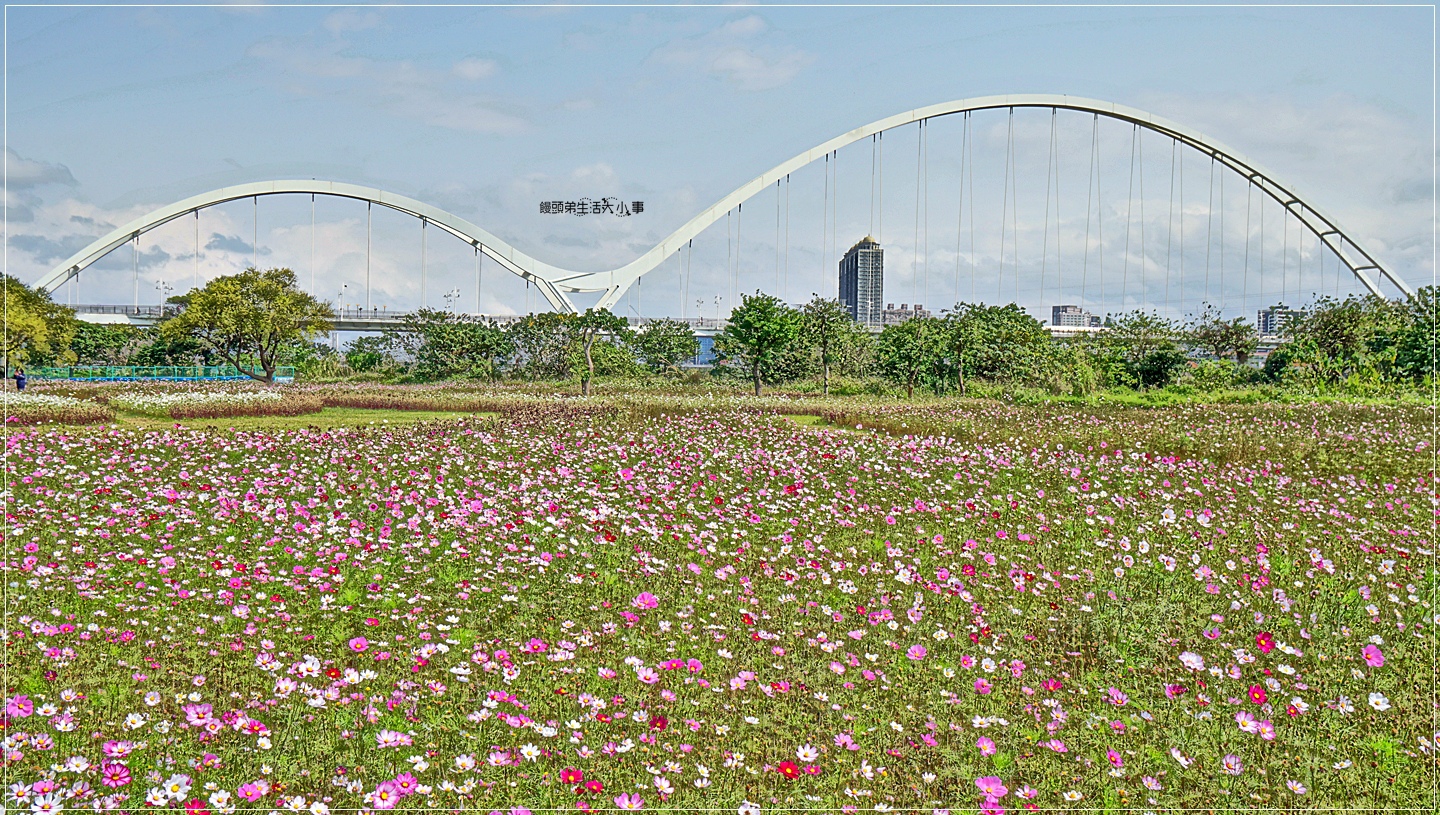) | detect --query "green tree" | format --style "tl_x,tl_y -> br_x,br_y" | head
1099,310 -> 1186,389
943,303 -> 1057,394
1184,304 -> 1259,364
69,322 -> 146,365
1267,295 -> 1407,386
507,312 -> 578,381
574,308 -> 630,396
876,317 -> 945,397
801,296 -> 868,395
1395,286 -> 1437,383
395,309 -> 514,381
161,267 -> 334,383
630,319 -> 701,374
713,291 -> 802,396
344,335 -> 396,373
2,275 -> 76,369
